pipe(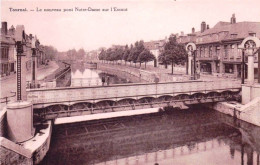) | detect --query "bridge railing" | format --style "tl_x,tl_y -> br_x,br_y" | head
27,80 -> 241,105
71,78 -> 102,87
